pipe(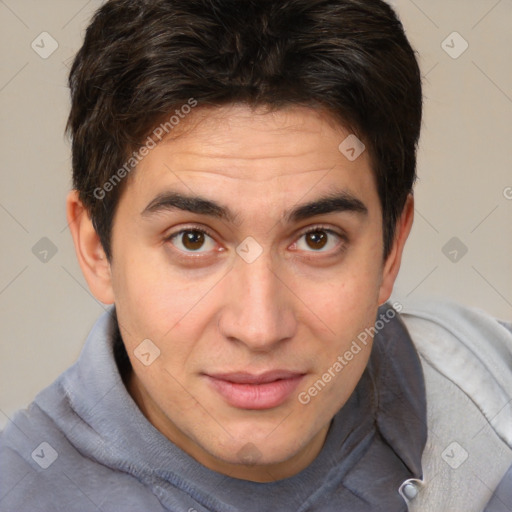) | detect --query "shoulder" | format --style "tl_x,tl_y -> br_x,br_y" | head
396,296 -> 512,511
398,295 -> 512,446
0,383 -> 163,512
